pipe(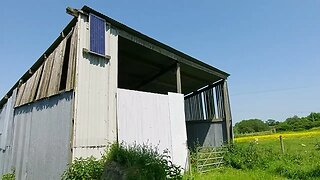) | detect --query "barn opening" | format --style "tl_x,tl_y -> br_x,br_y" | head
117,36 -> 232,149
